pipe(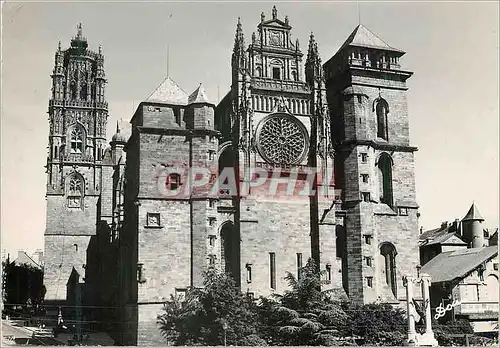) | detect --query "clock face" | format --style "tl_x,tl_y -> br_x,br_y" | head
256,114 -> 309,165
269,31 -> 282,46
